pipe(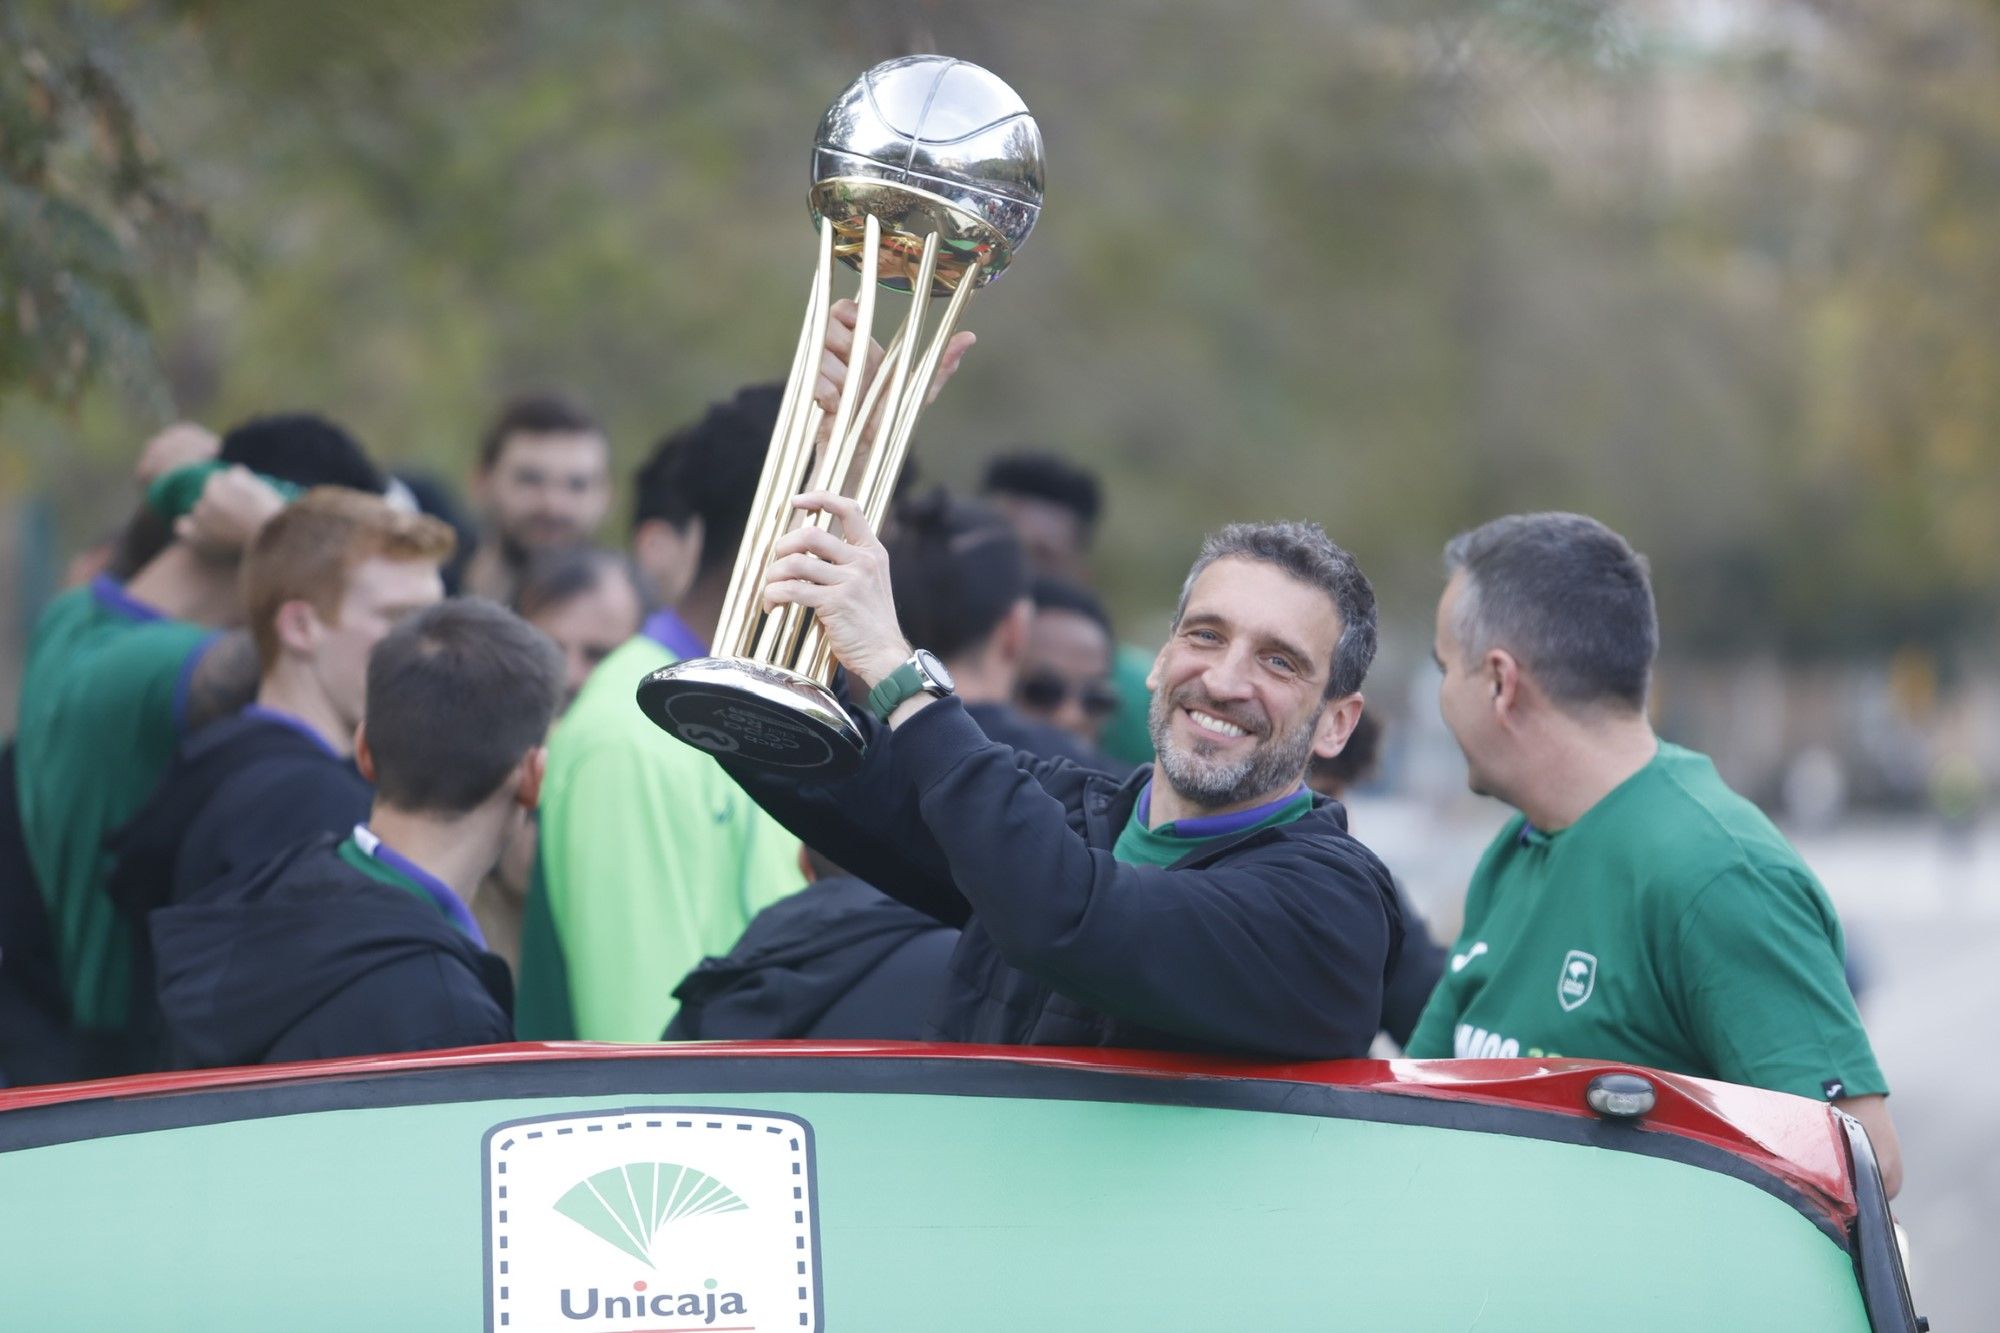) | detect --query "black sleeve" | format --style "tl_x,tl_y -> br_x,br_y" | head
1377,880 -> 1447,1047
721,702 -> 1082,929
755,698 -> 1393,1058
